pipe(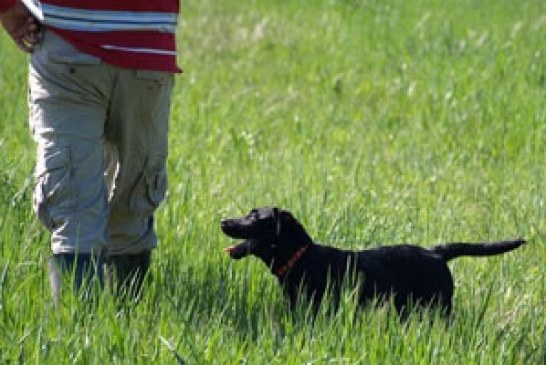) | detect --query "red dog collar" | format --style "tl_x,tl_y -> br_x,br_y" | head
275,244 -> 311,277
